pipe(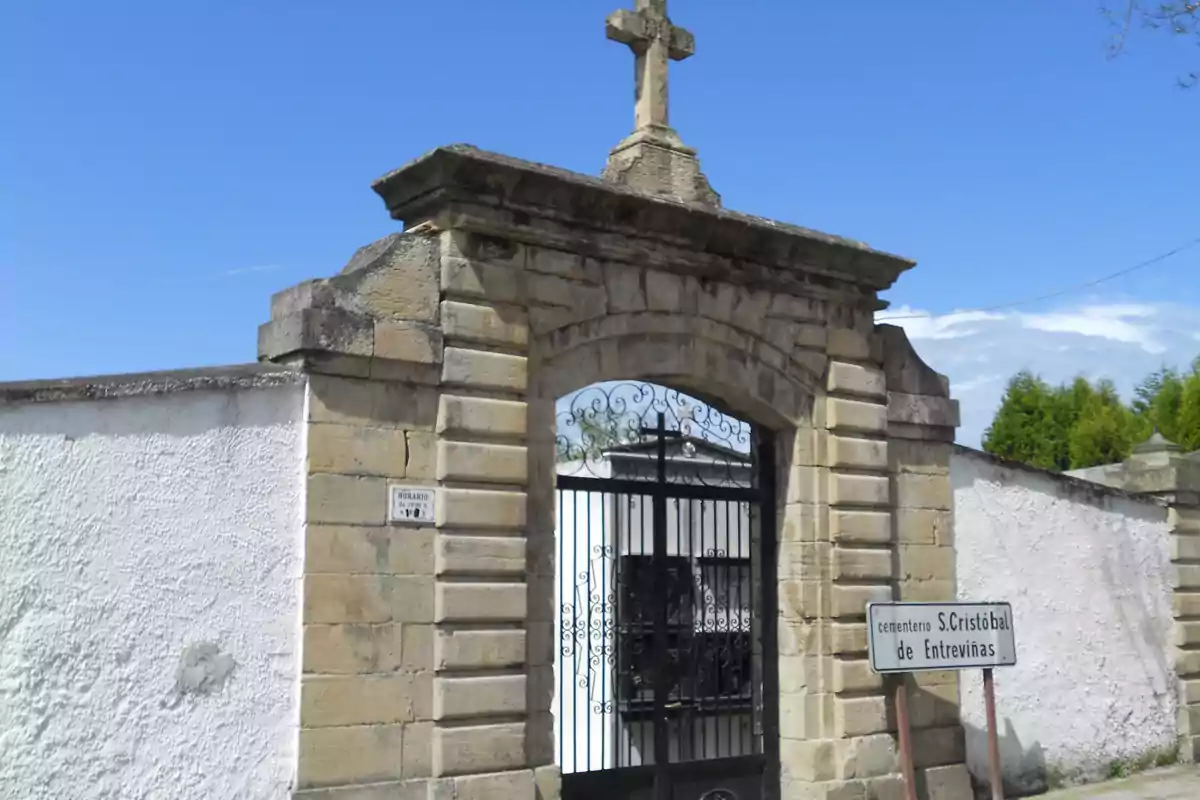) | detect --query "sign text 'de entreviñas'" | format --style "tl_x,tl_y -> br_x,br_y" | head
867,602 -> 1016,673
